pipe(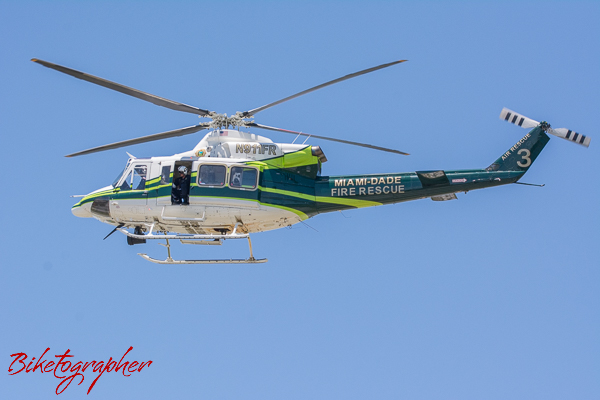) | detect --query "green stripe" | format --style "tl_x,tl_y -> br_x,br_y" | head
74,185 -> 379,213
73,189 -> 115,208
259,186 -> 380,208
